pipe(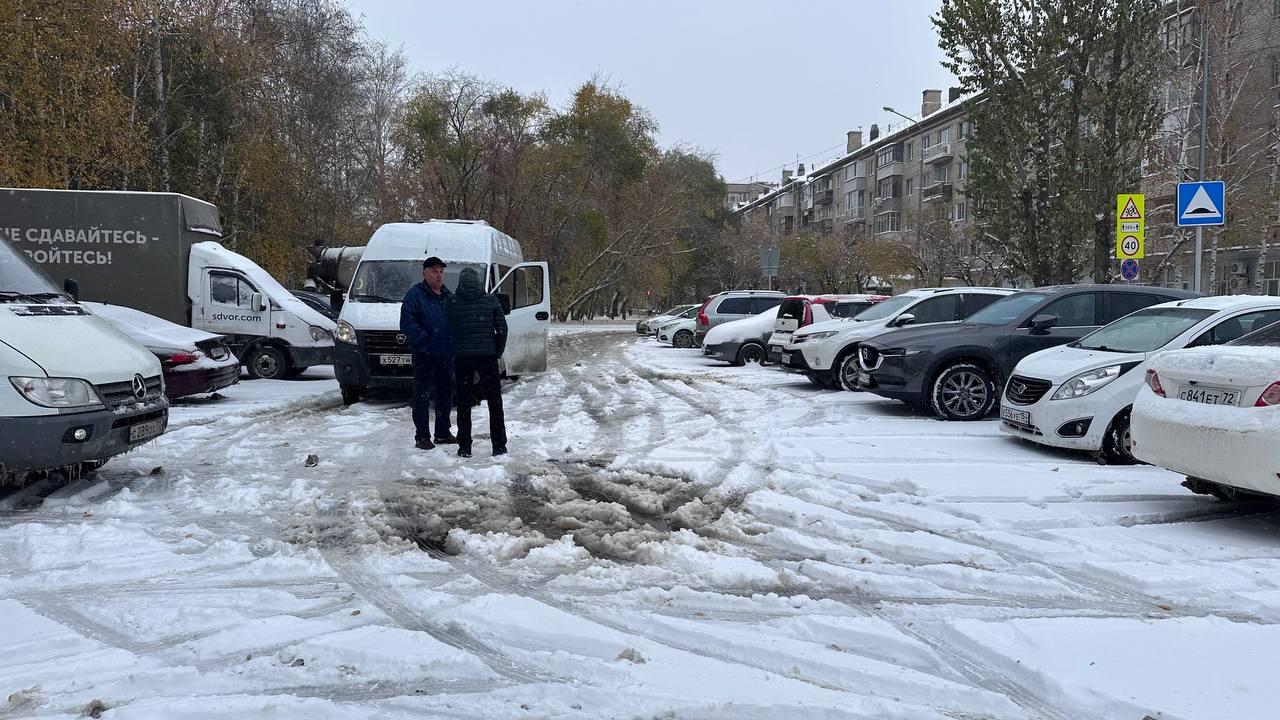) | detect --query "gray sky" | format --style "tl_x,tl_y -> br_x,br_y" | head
344,0 -> 957,184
